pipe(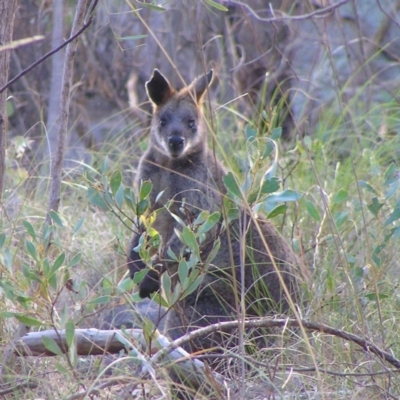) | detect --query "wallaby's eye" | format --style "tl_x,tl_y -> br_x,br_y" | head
159,118 -> 166,127
188,119 -> 196,129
